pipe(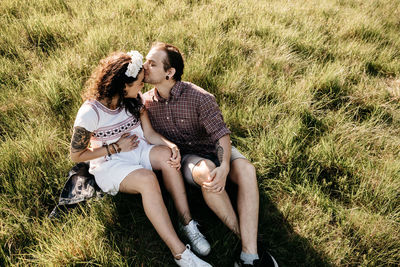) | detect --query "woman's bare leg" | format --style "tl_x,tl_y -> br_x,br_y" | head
150,146 -> 192,225
119,168 -> 185,256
